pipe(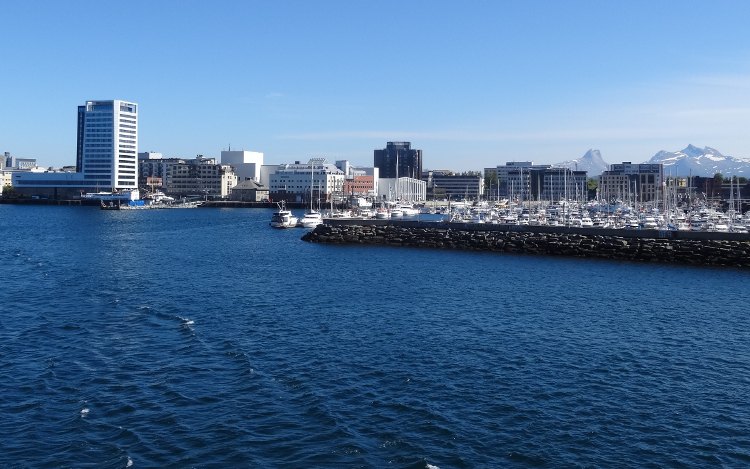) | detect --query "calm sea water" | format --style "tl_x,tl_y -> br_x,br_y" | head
1,204 -> 749,468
